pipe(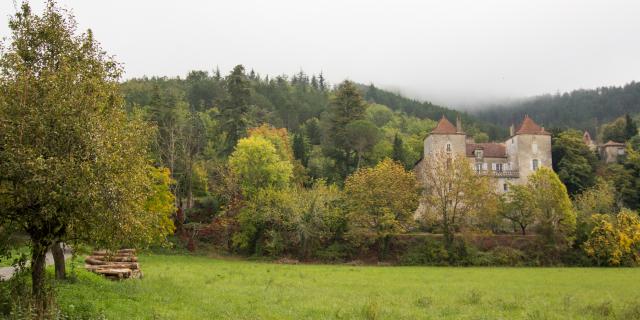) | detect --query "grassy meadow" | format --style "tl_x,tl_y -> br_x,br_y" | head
54,254 -> 640,320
